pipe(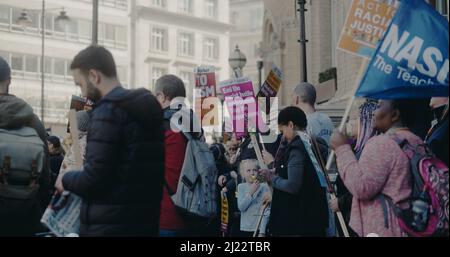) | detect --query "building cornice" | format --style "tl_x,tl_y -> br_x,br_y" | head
136,6 -> 232,32
144,55 -> 172,64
